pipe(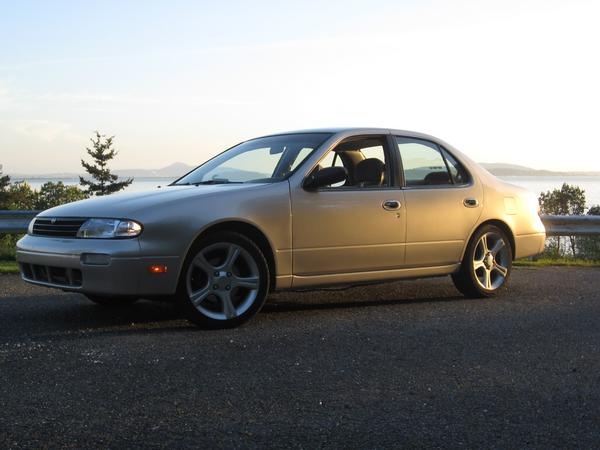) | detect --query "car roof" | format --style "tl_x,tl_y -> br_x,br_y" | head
254,127 -> 443,142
